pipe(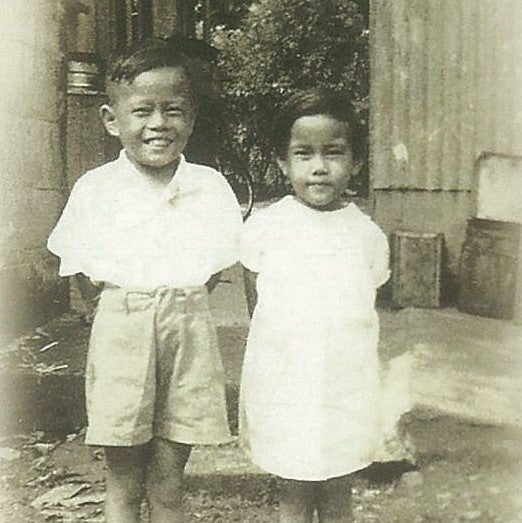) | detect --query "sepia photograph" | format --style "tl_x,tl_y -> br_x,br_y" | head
0,1 -> 521,521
